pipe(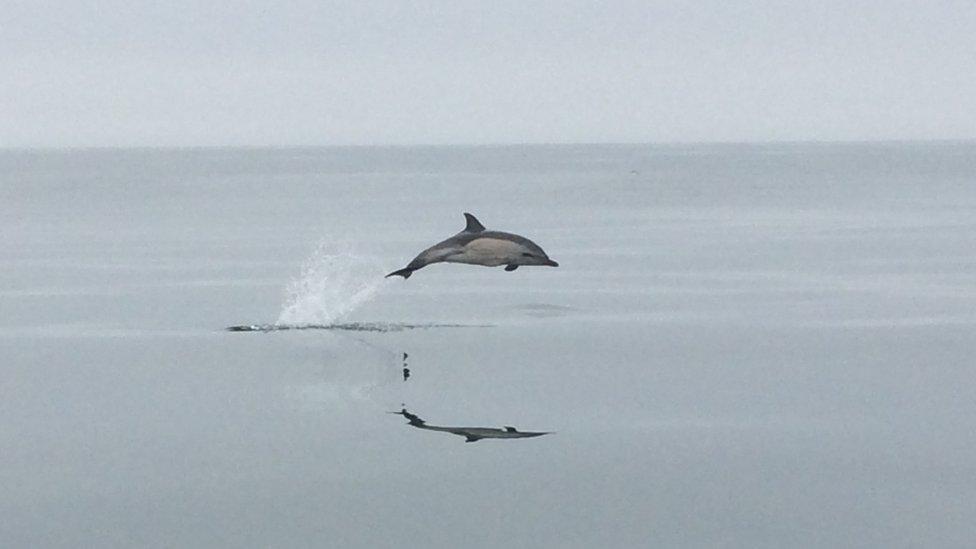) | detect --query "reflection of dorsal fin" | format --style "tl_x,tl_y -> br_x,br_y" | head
504,426 -> 517,432
463,213 -> 486,233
